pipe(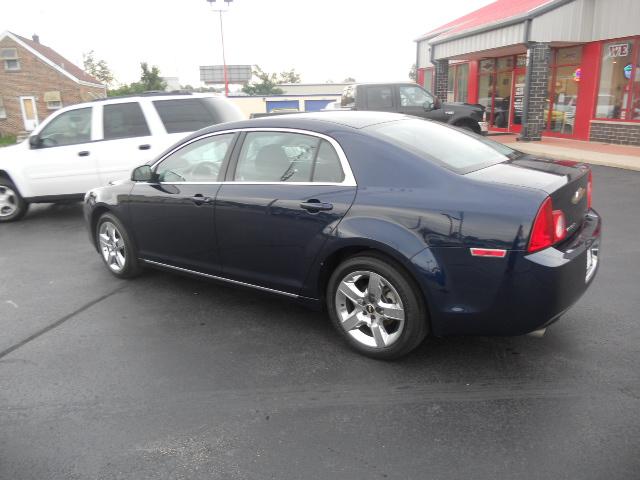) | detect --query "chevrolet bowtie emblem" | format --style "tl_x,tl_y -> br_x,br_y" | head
571,187 -> 586,204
